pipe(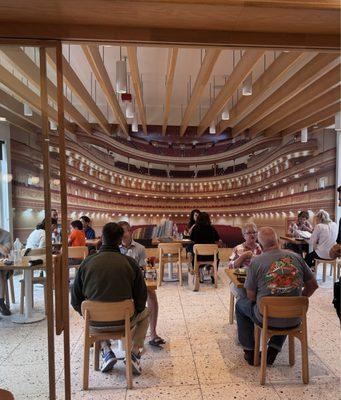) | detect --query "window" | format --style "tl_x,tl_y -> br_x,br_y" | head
319,177 -> 327,189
